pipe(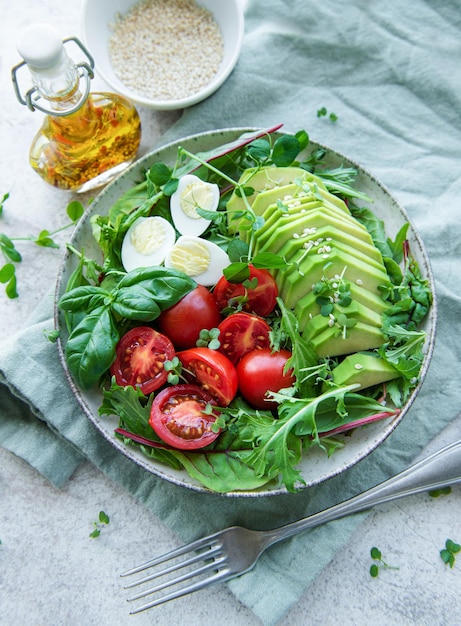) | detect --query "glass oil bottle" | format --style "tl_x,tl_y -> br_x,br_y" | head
12,23 -> 141,192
